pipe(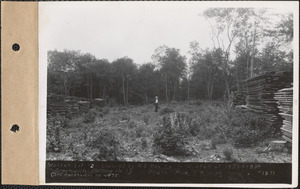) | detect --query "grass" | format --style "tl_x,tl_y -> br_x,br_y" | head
46,101 -> 292,163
